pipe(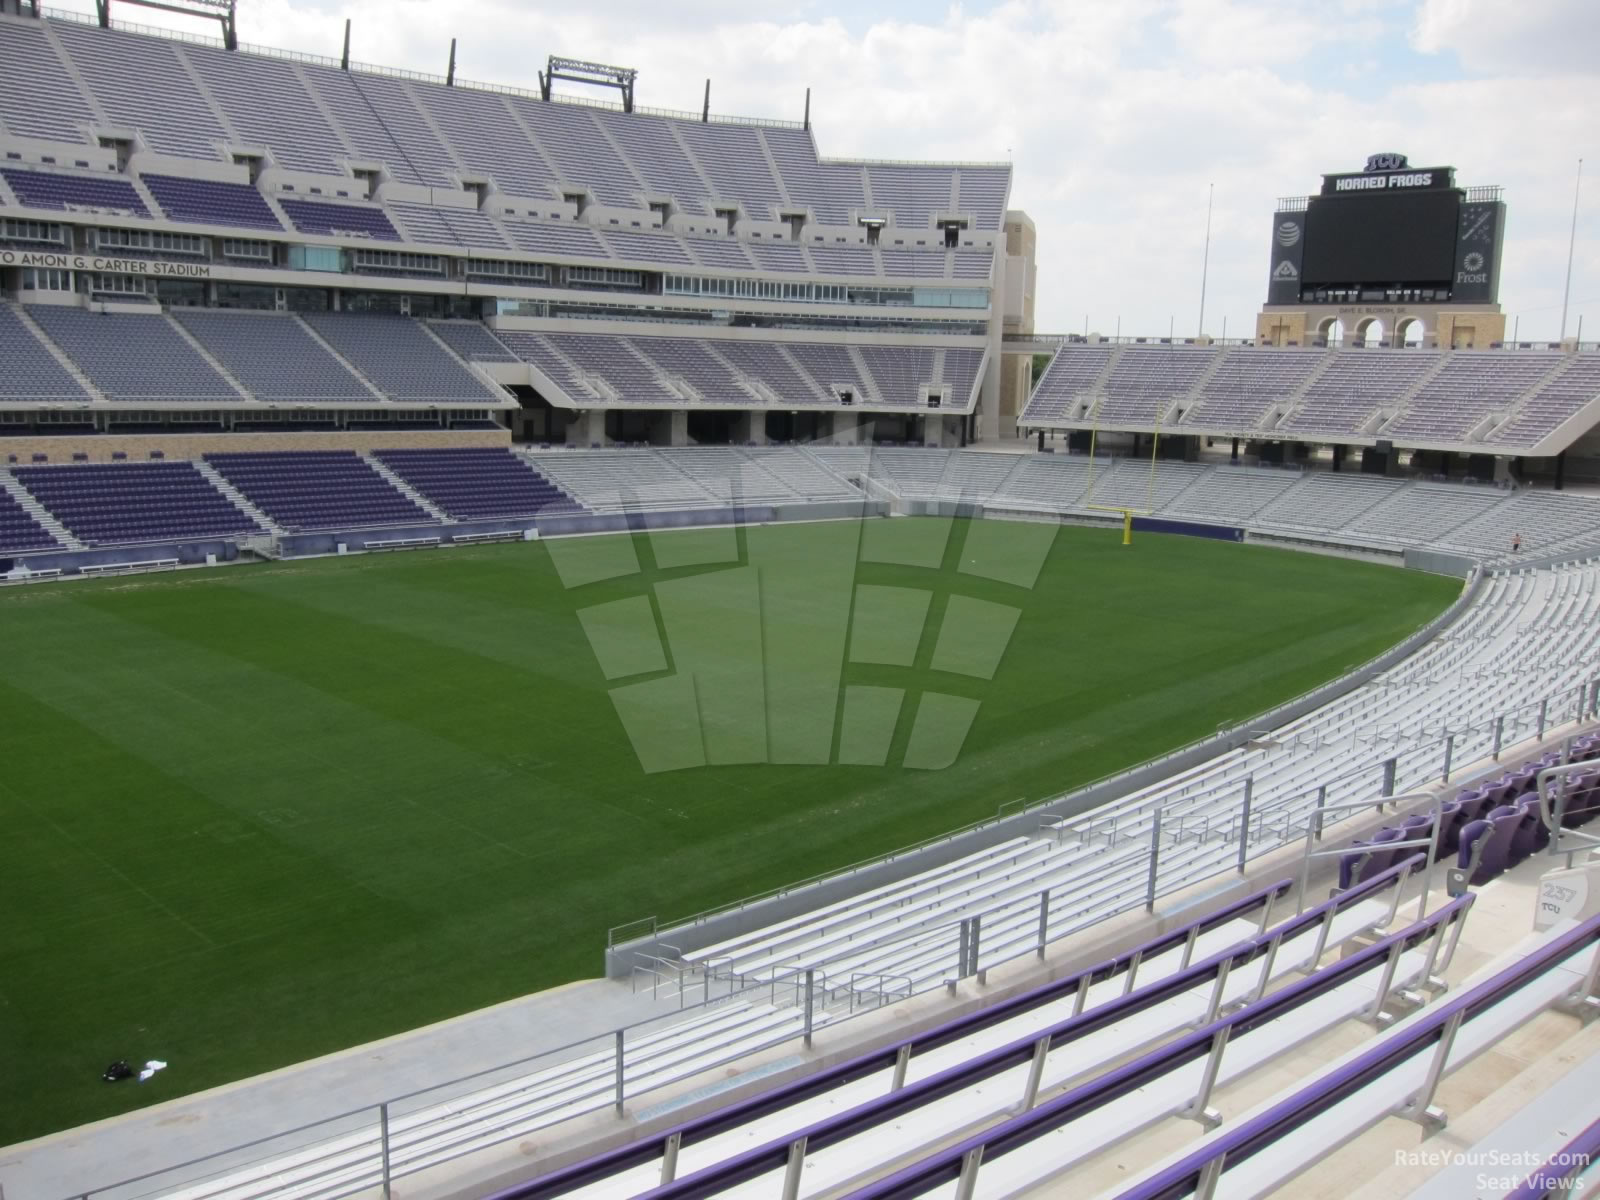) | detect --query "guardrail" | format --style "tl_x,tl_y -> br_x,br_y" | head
1111,909 -> 1600,1200
837,896 -> 1478,1200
